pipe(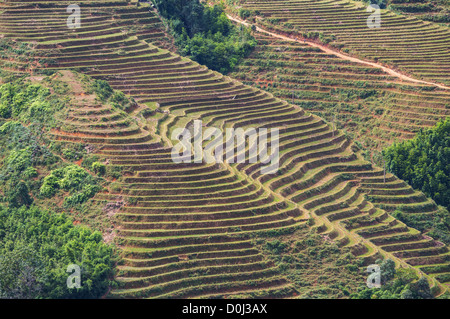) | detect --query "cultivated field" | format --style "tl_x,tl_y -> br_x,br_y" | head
229,31 -> 450,151
0,0 -> 449,297
224,0 -> 450,86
